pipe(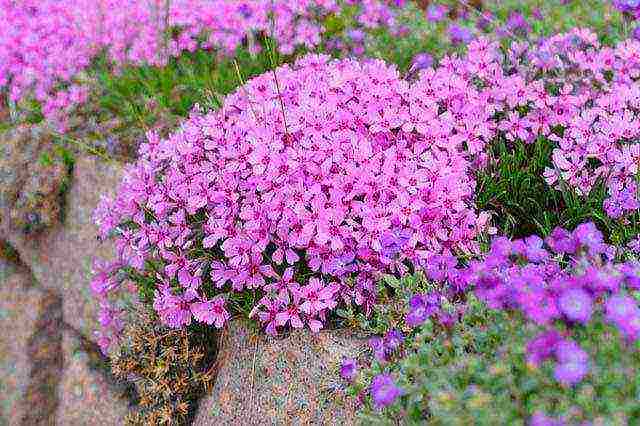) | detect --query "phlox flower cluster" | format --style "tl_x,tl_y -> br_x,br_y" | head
91,52 -> 495,351
412,26 -> 640,222
406,24 -> 640,223
0,0 -> 339,128
408,29 -> 640,222
495,29 -> 640,220
462,222 -> 640,386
